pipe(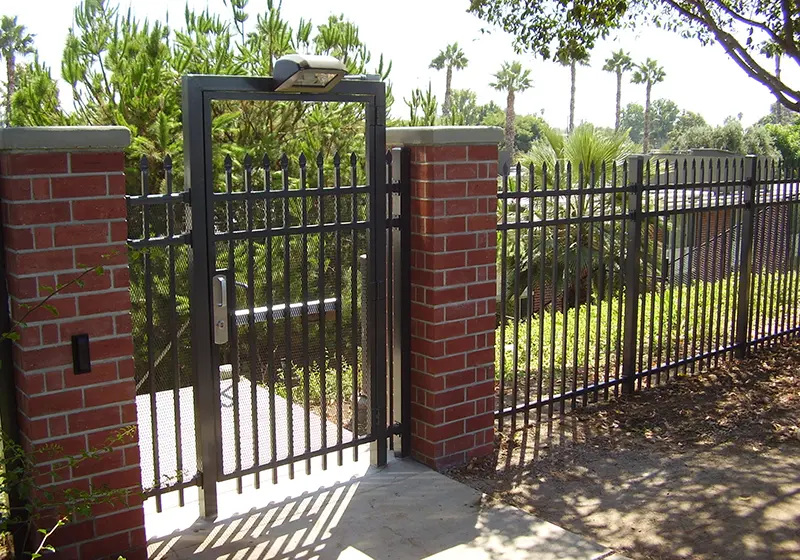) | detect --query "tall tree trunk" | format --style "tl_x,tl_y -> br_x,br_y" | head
443,65 -> 453,119
776,56 -> 783,121
505,89 -> 516,153
615,70 -> 622,131
643,82 -> 652,153
569,60 -> 576,132
5,54 -> 15,127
